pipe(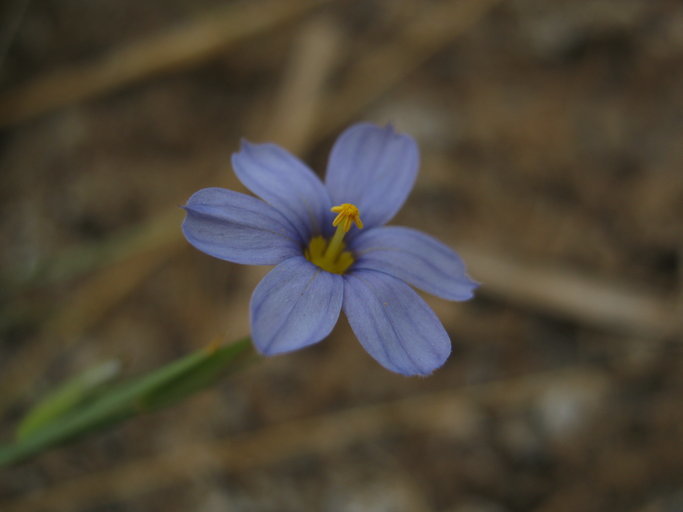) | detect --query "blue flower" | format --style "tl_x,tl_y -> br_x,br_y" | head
182,122 -> 477,376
